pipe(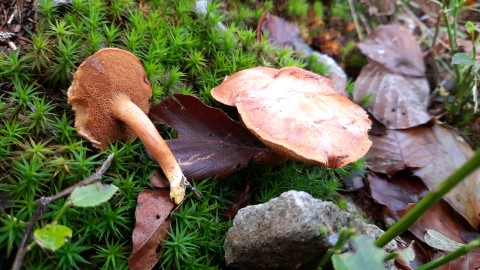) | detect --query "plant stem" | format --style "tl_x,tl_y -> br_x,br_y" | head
11,154 -> 114,270
34,153 -> 114,204
416,238 -> 480,270
317,227 -> 355,269
52,201 -> 72,224
375,150 -> 480,247
10,205 -> 45,270
442,0 -> 461,82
